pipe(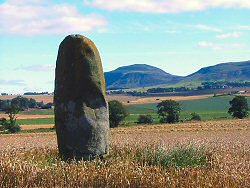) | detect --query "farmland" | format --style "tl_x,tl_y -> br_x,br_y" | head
126,95 -> 247,123
0,95 -> 249,129
0,119 -> 249,187
0,94 -> 250,187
